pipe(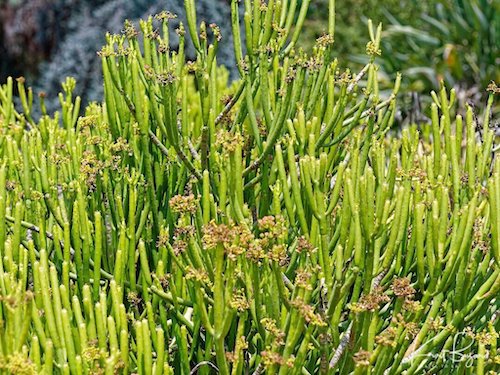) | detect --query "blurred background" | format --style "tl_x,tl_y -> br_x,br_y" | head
0,0 -> 498,114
